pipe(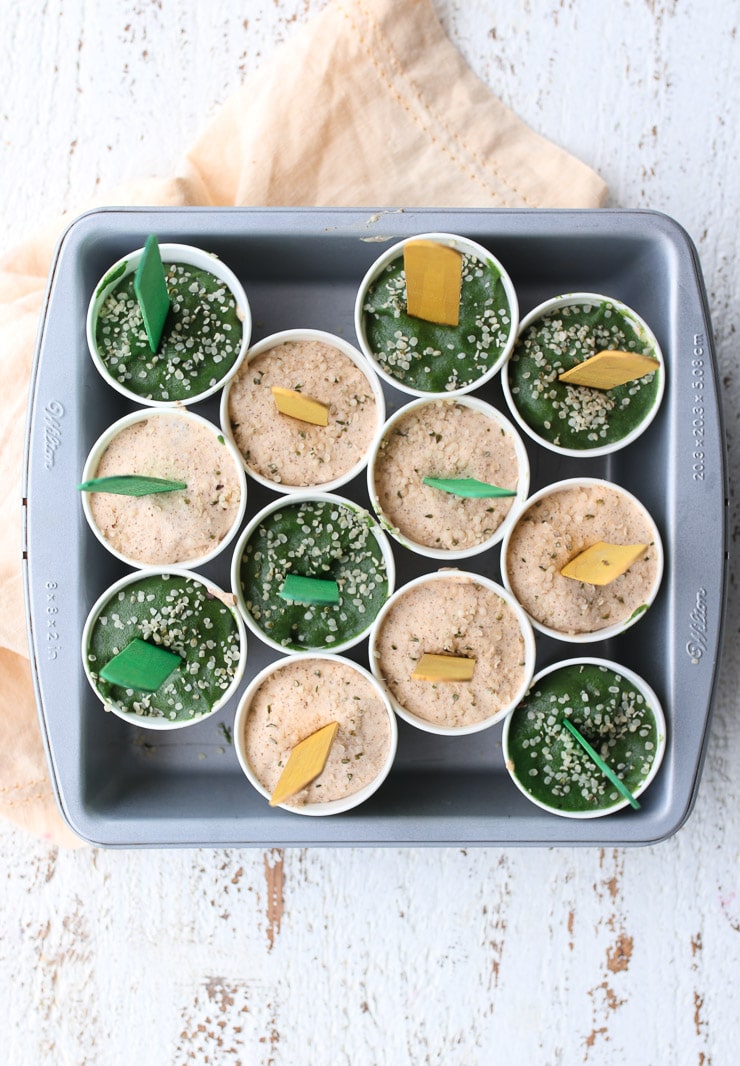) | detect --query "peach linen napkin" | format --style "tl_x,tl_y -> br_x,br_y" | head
0,0 -> 607,847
